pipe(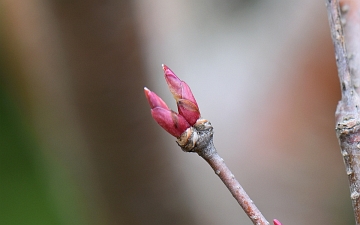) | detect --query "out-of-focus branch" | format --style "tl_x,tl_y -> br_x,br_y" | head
339,1 -> 360,95
326,1 -> 360,224
326,0 -> 352,98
